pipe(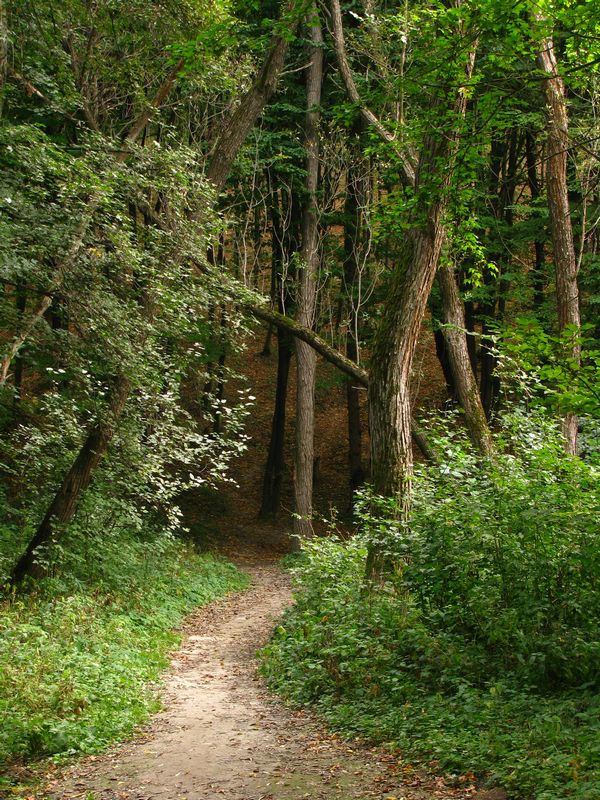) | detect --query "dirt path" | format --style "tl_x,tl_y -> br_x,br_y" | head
48,554 -> 476,800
